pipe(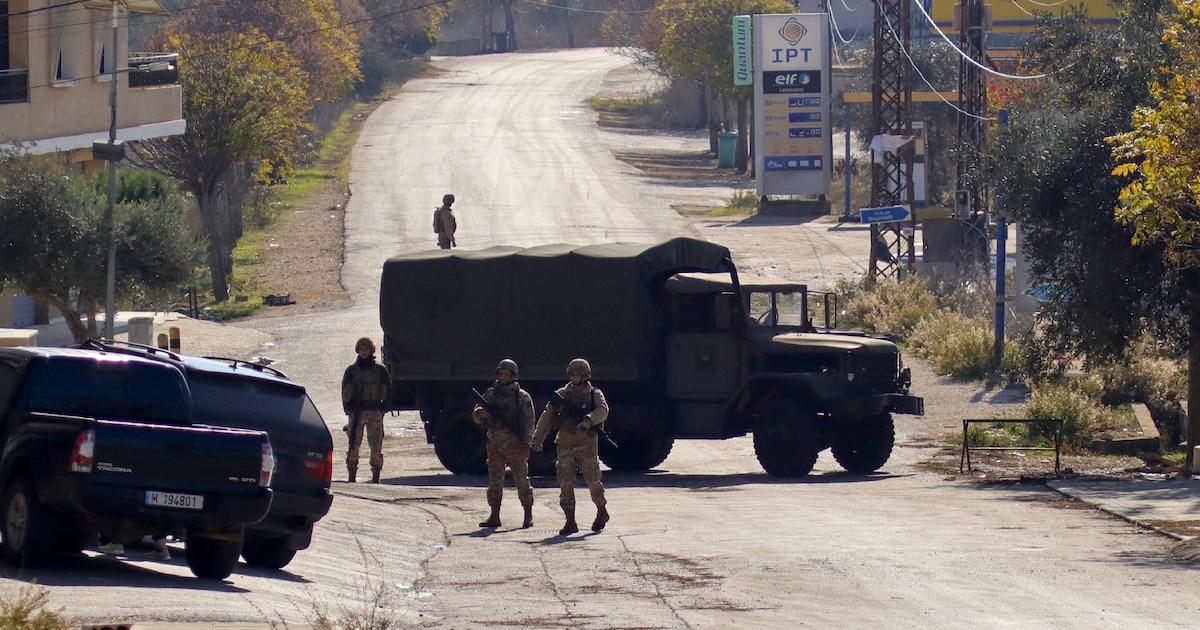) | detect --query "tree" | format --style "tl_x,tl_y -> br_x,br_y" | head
168,0 -> 363,107
1110,0 -> 1200,467
0,158 -> 201,343
982,0 -> 1179,363
650,0 -> 795,172
135,29 -> 311,301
